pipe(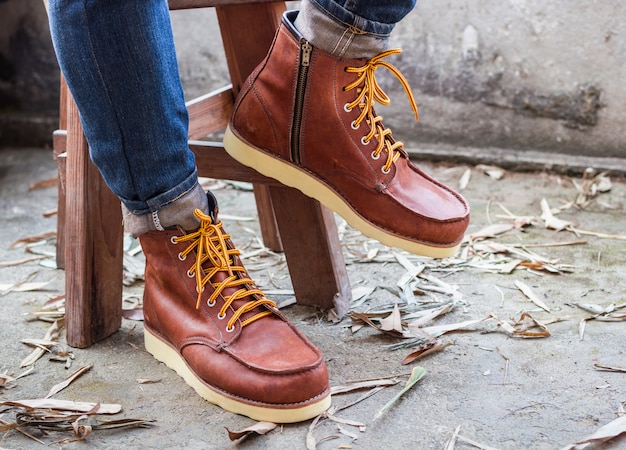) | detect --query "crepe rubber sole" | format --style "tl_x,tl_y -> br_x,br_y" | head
144,328 -> 331,423
224,125 -> 461,258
